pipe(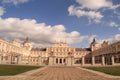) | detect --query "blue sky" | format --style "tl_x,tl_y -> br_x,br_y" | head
0,0 -> 120,48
